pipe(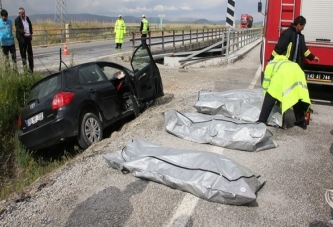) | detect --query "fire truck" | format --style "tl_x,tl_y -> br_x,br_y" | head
240,14 -> 253,28
258,0 -> 333,100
